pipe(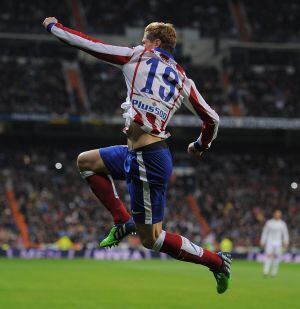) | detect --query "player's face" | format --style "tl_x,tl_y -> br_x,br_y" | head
142,33 -> 161,50
274,210 -> 282,220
